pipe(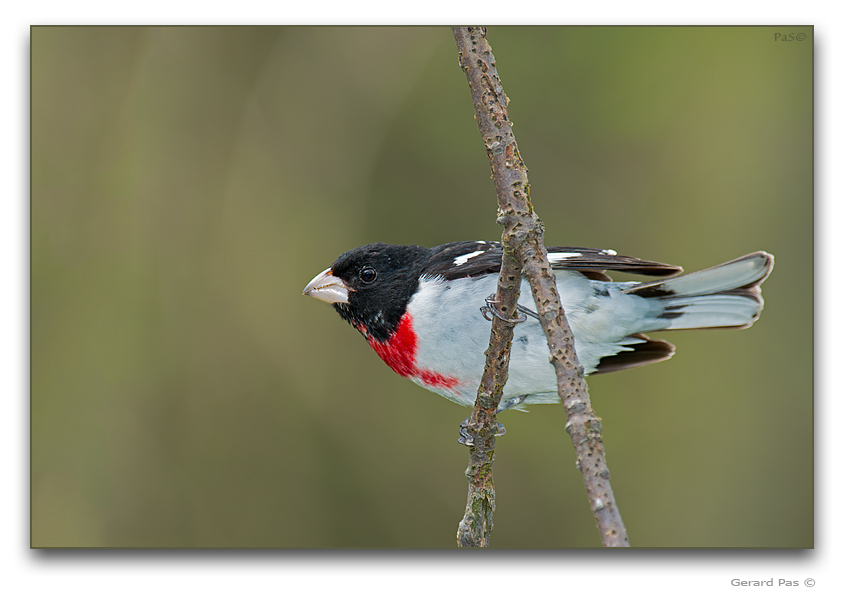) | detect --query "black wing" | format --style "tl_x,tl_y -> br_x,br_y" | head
421,241 -> 683,281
